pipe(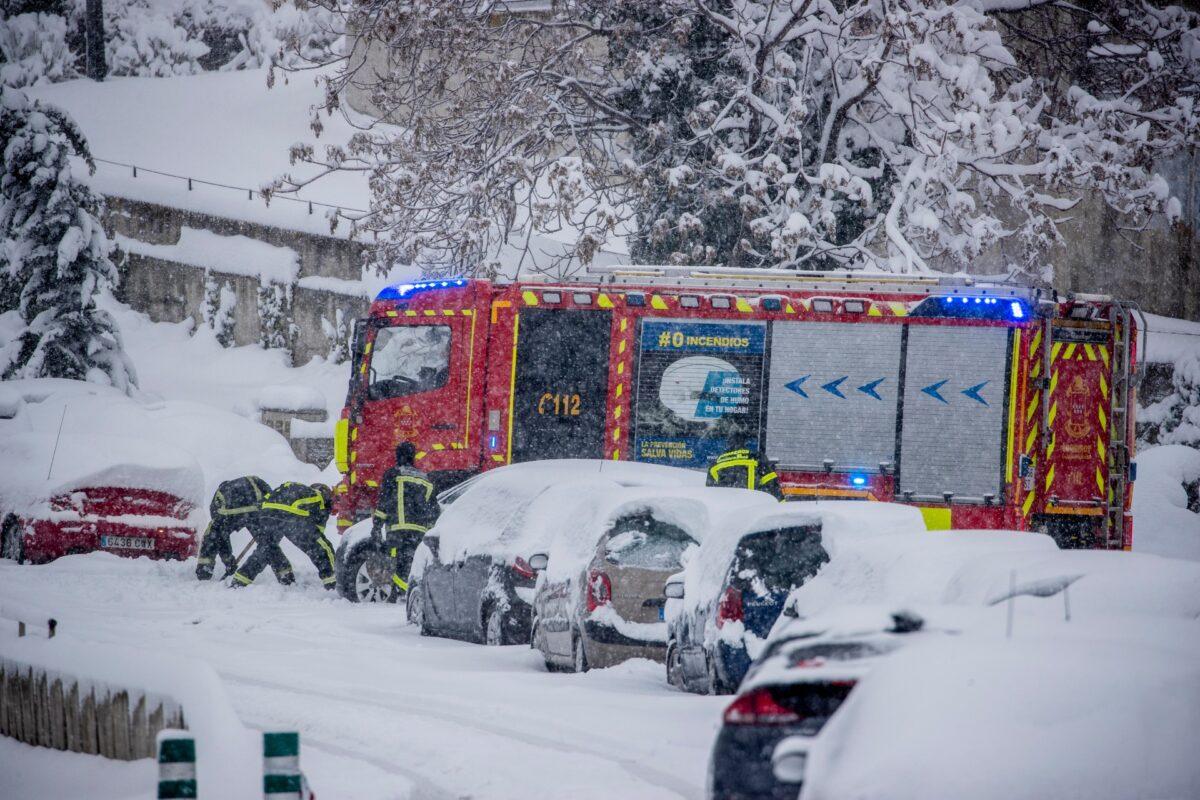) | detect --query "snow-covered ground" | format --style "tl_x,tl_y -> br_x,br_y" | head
0,554 -> 723,800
